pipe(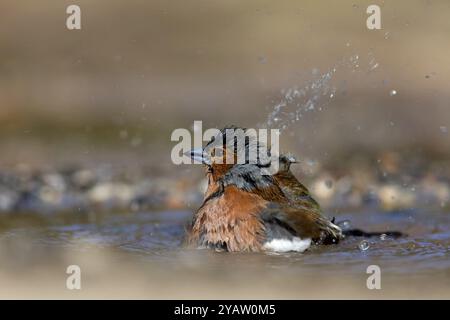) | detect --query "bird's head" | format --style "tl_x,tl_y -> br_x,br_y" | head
187,126 -> 273,188
277,153 -> 298,173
